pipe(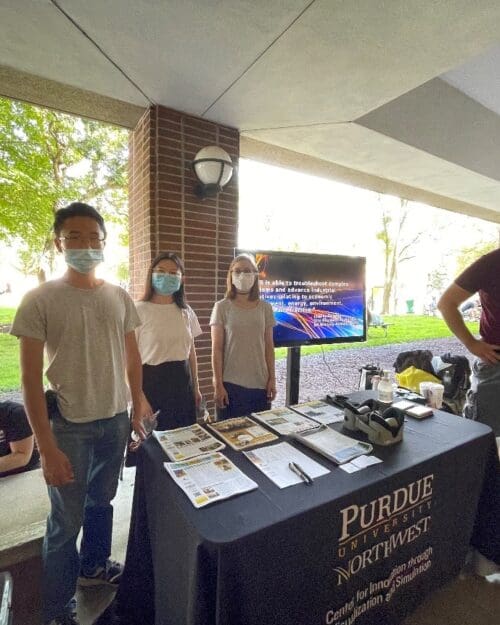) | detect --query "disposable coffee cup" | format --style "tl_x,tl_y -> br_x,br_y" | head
428,383 -> 444,409
419,381 -> 434,403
